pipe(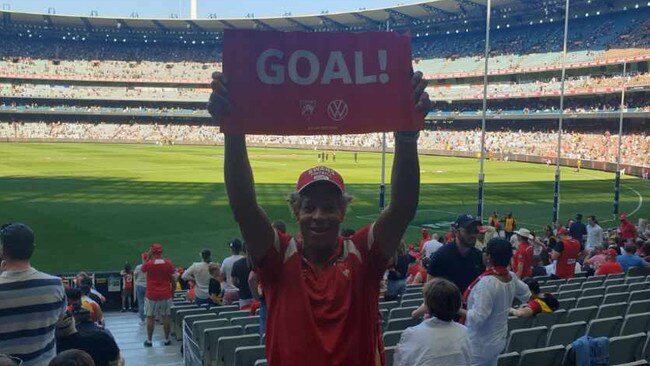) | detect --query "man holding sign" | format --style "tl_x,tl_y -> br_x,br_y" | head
209,30 -> 430,366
